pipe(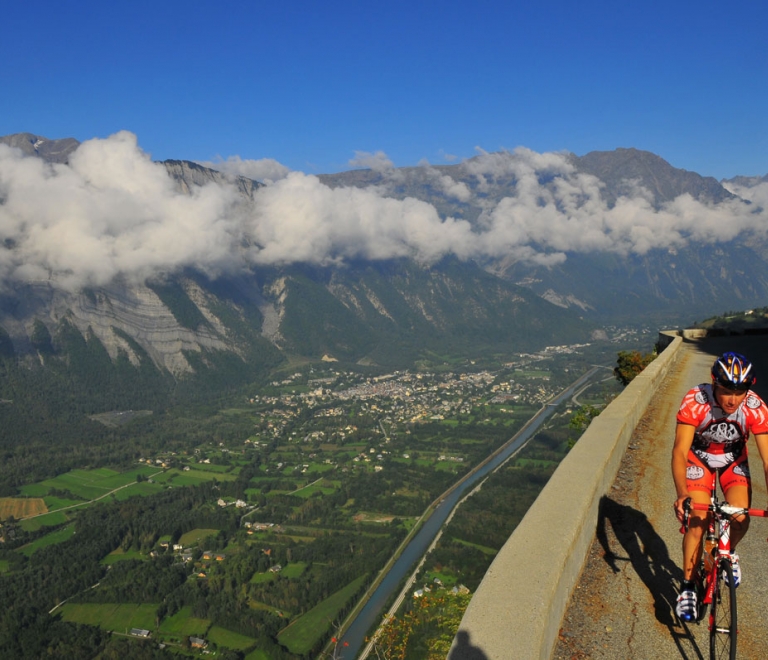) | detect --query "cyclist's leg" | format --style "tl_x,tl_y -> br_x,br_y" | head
721,454 -> 752,551
682,453 -> 714,580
